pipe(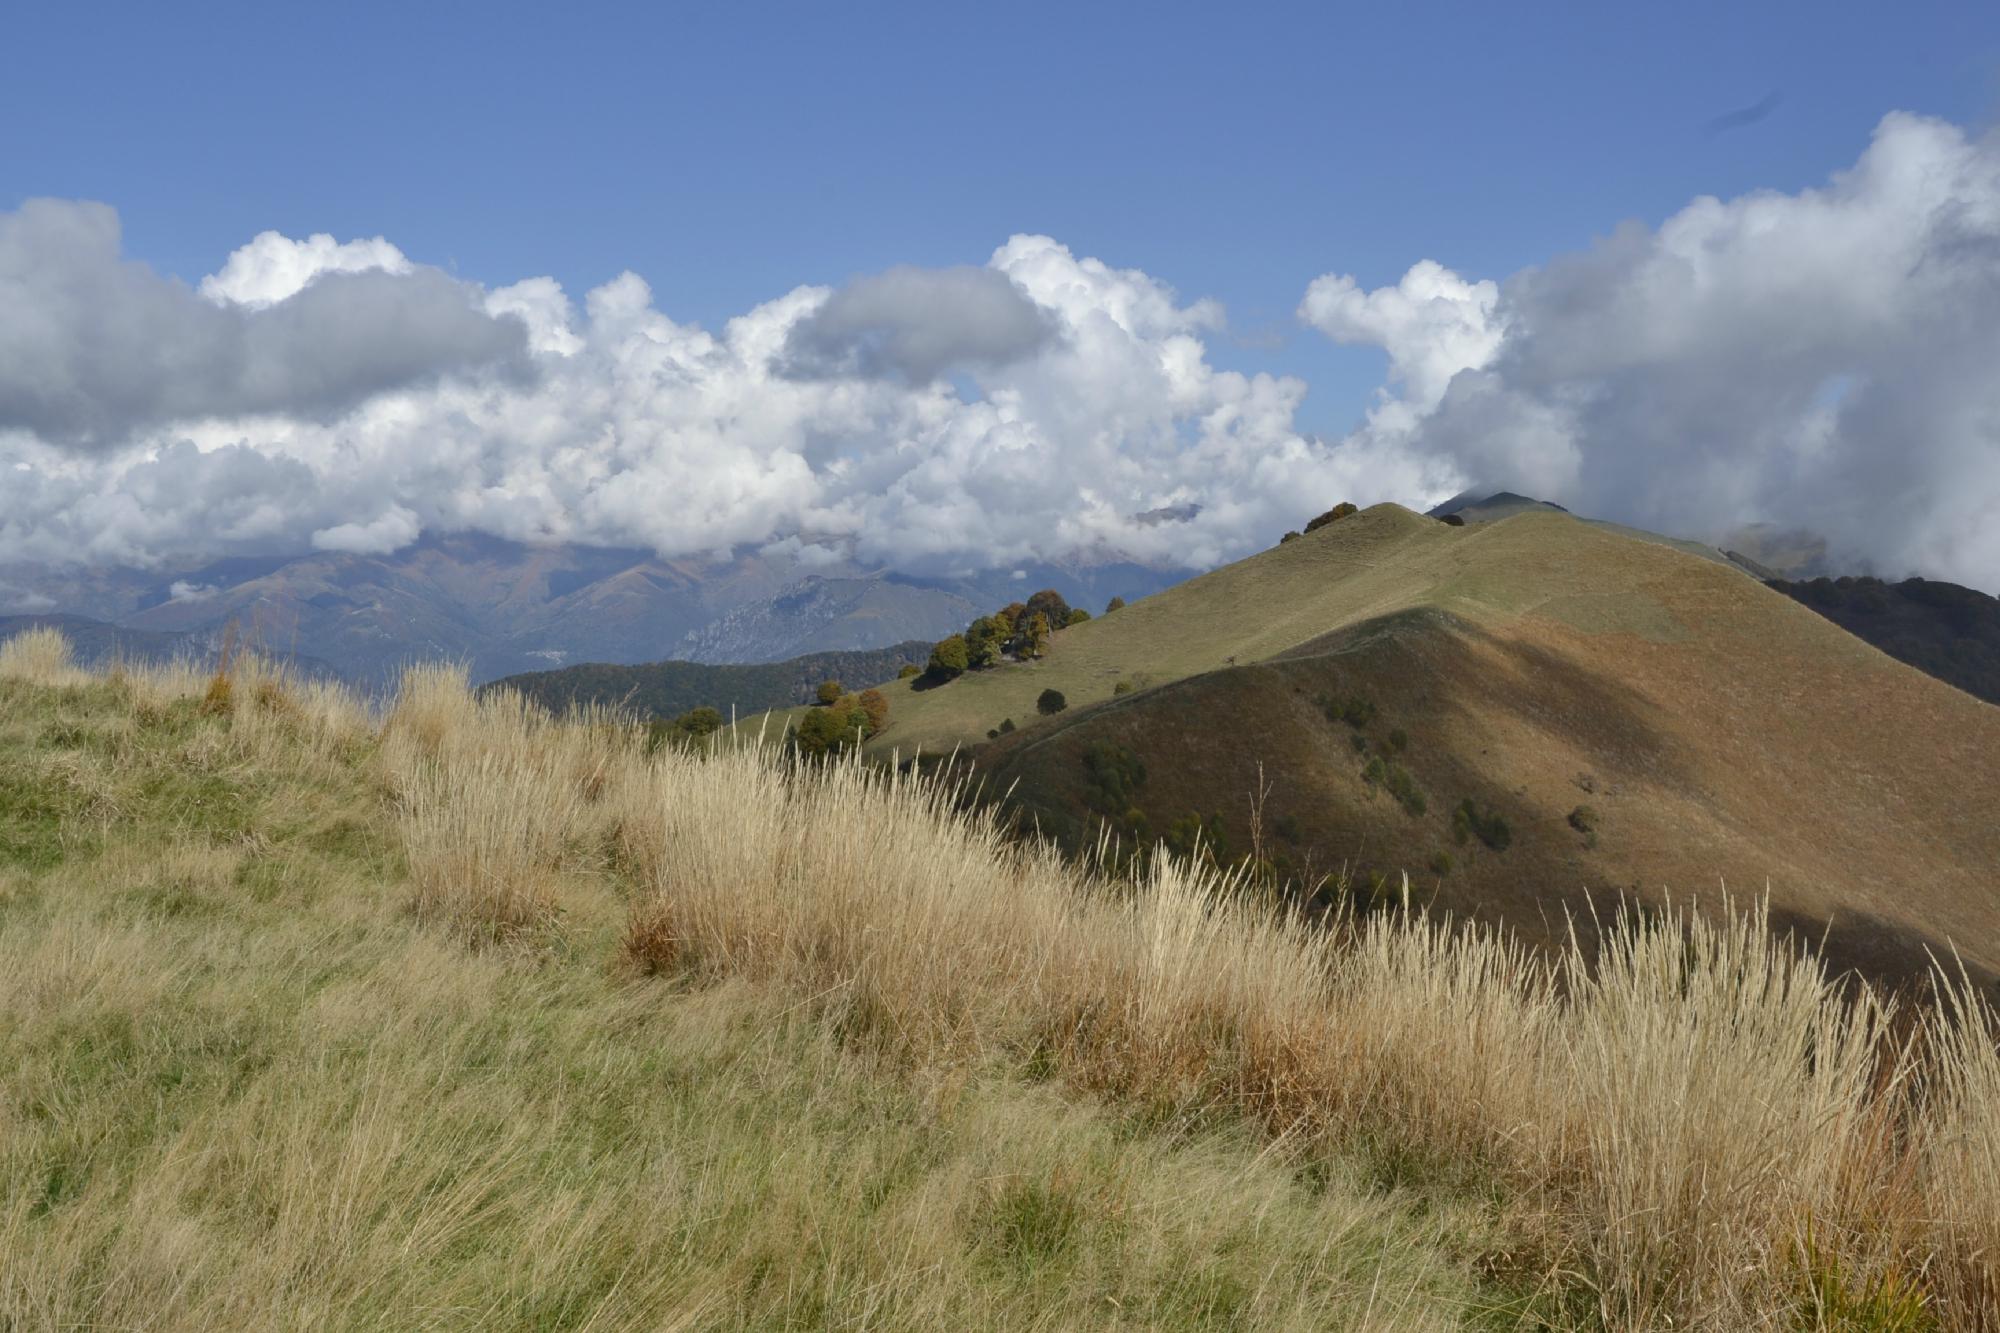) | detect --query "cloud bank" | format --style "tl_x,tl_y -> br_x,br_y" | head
3,112 -> 1998,593
1303,111 -> 2000,590
0,201 -> 528,448
0,221 -> 1434,574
